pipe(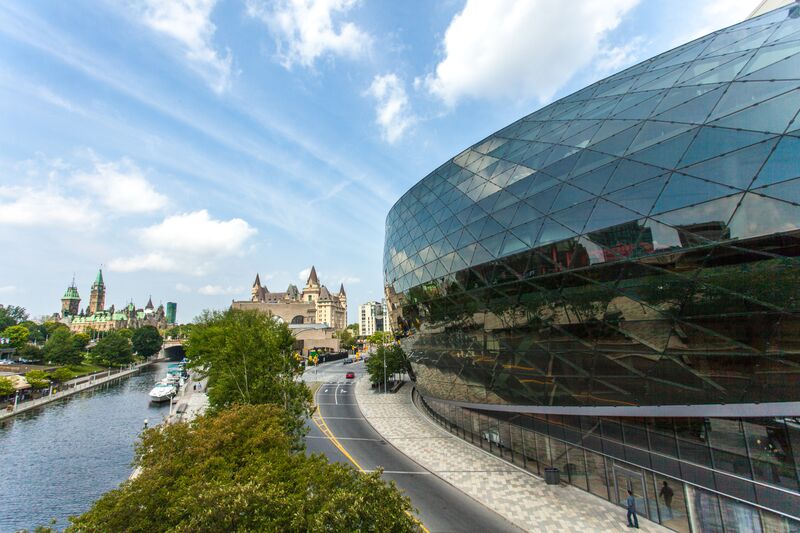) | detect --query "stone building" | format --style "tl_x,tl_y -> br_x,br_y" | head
59,269 -> 169,335
233,266 -> 347,330
231,266 -> 348,356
